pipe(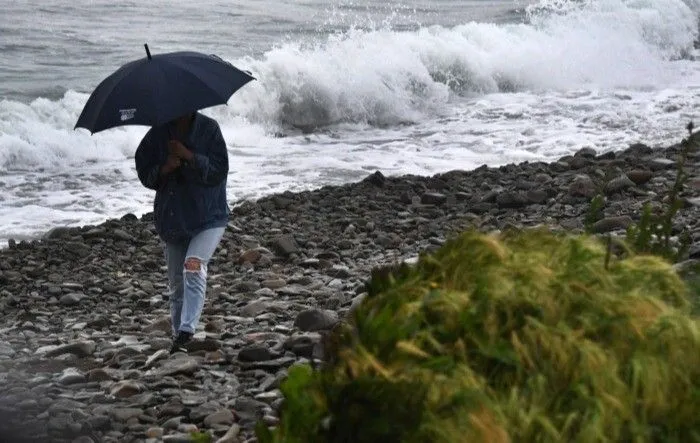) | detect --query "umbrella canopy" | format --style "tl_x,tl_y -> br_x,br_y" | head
75,44 -> 255,134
